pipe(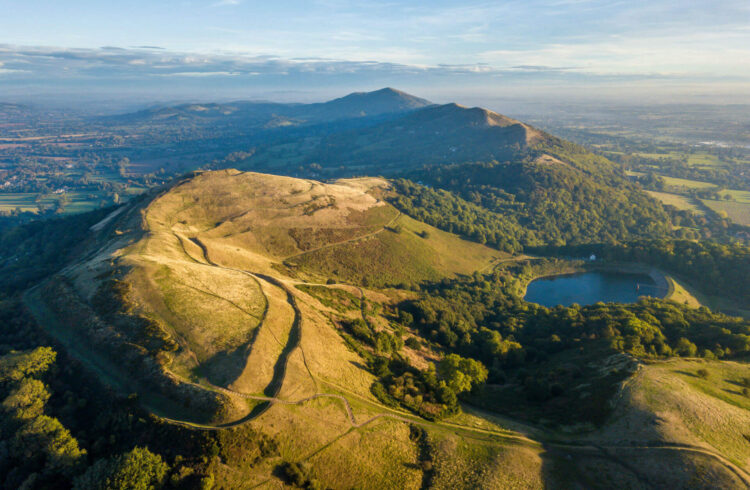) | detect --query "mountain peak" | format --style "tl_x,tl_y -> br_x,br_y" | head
323,87 -> 433,115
